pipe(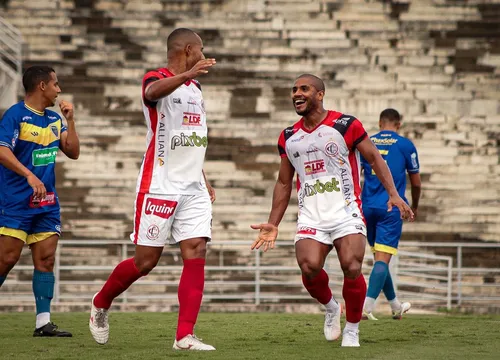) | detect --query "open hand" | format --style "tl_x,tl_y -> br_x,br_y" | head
250,223 -> 278,252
